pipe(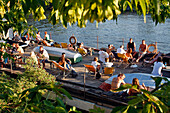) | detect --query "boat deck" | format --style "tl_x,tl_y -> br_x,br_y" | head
1,44 -> 169,109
